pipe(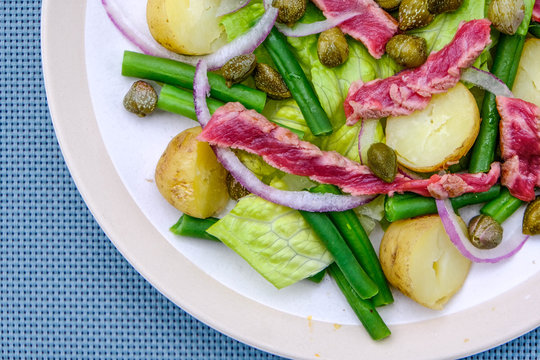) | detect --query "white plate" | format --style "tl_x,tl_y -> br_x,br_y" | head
42,1 -> 540,359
